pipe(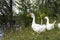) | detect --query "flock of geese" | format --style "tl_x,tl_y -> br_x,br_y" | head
29,12 -> 60,33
